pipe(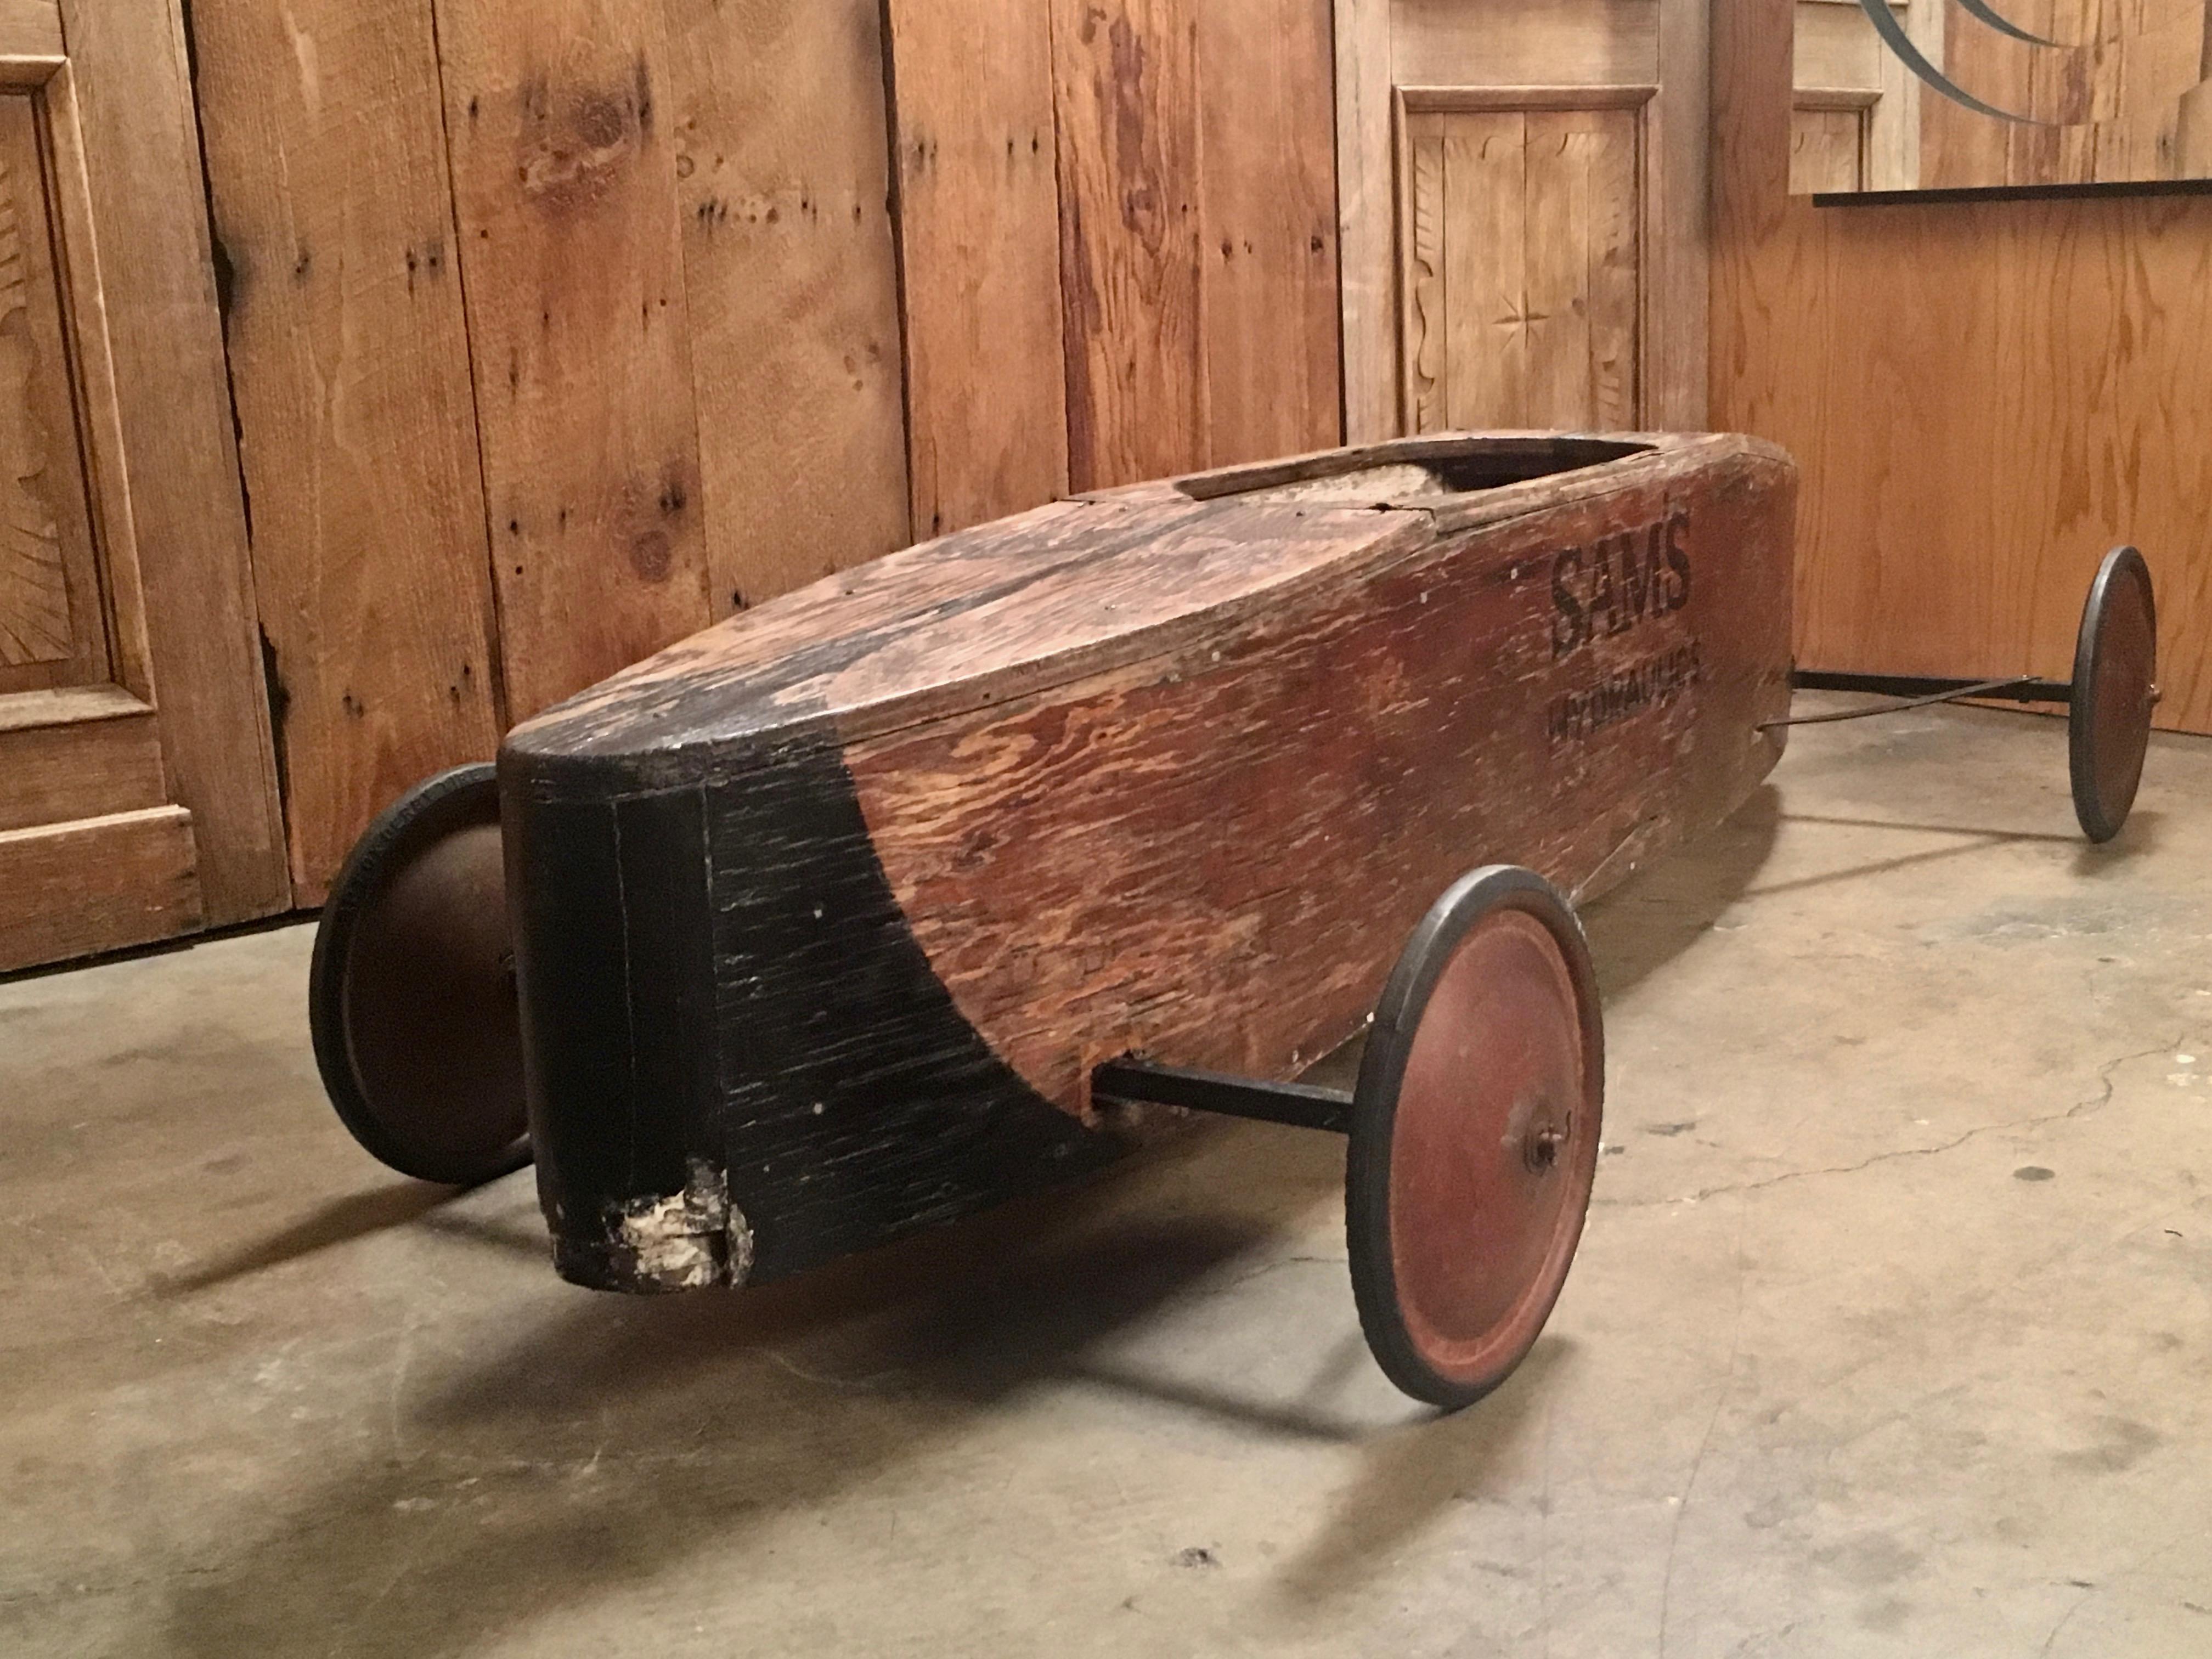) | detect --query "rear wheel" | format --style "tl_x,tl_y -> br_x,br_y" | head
2068,545 -> 2157,844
